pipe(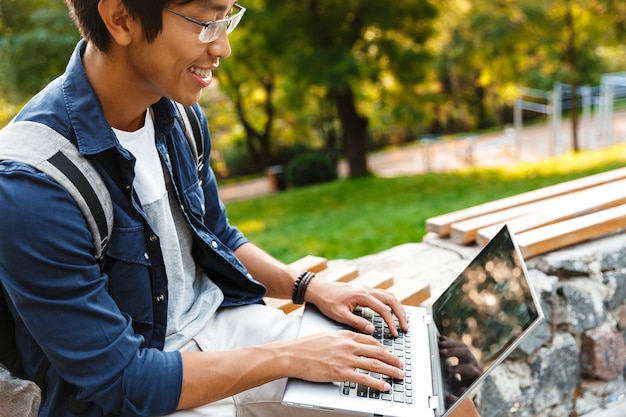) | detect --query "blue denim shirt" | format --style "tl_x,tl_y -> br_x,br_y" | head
0,40 -> 266,417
